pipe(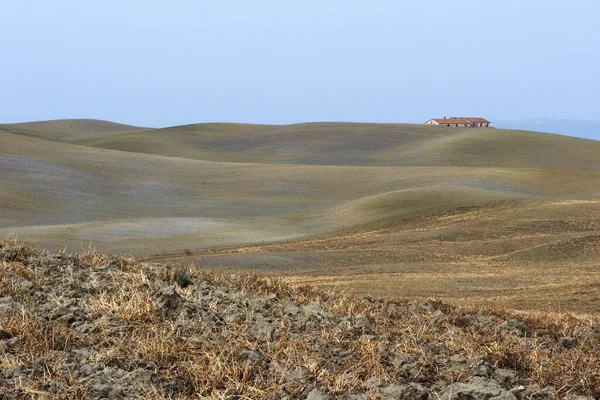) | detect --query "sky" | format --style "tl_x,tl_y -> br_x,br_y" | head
1,0 -> 600,129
